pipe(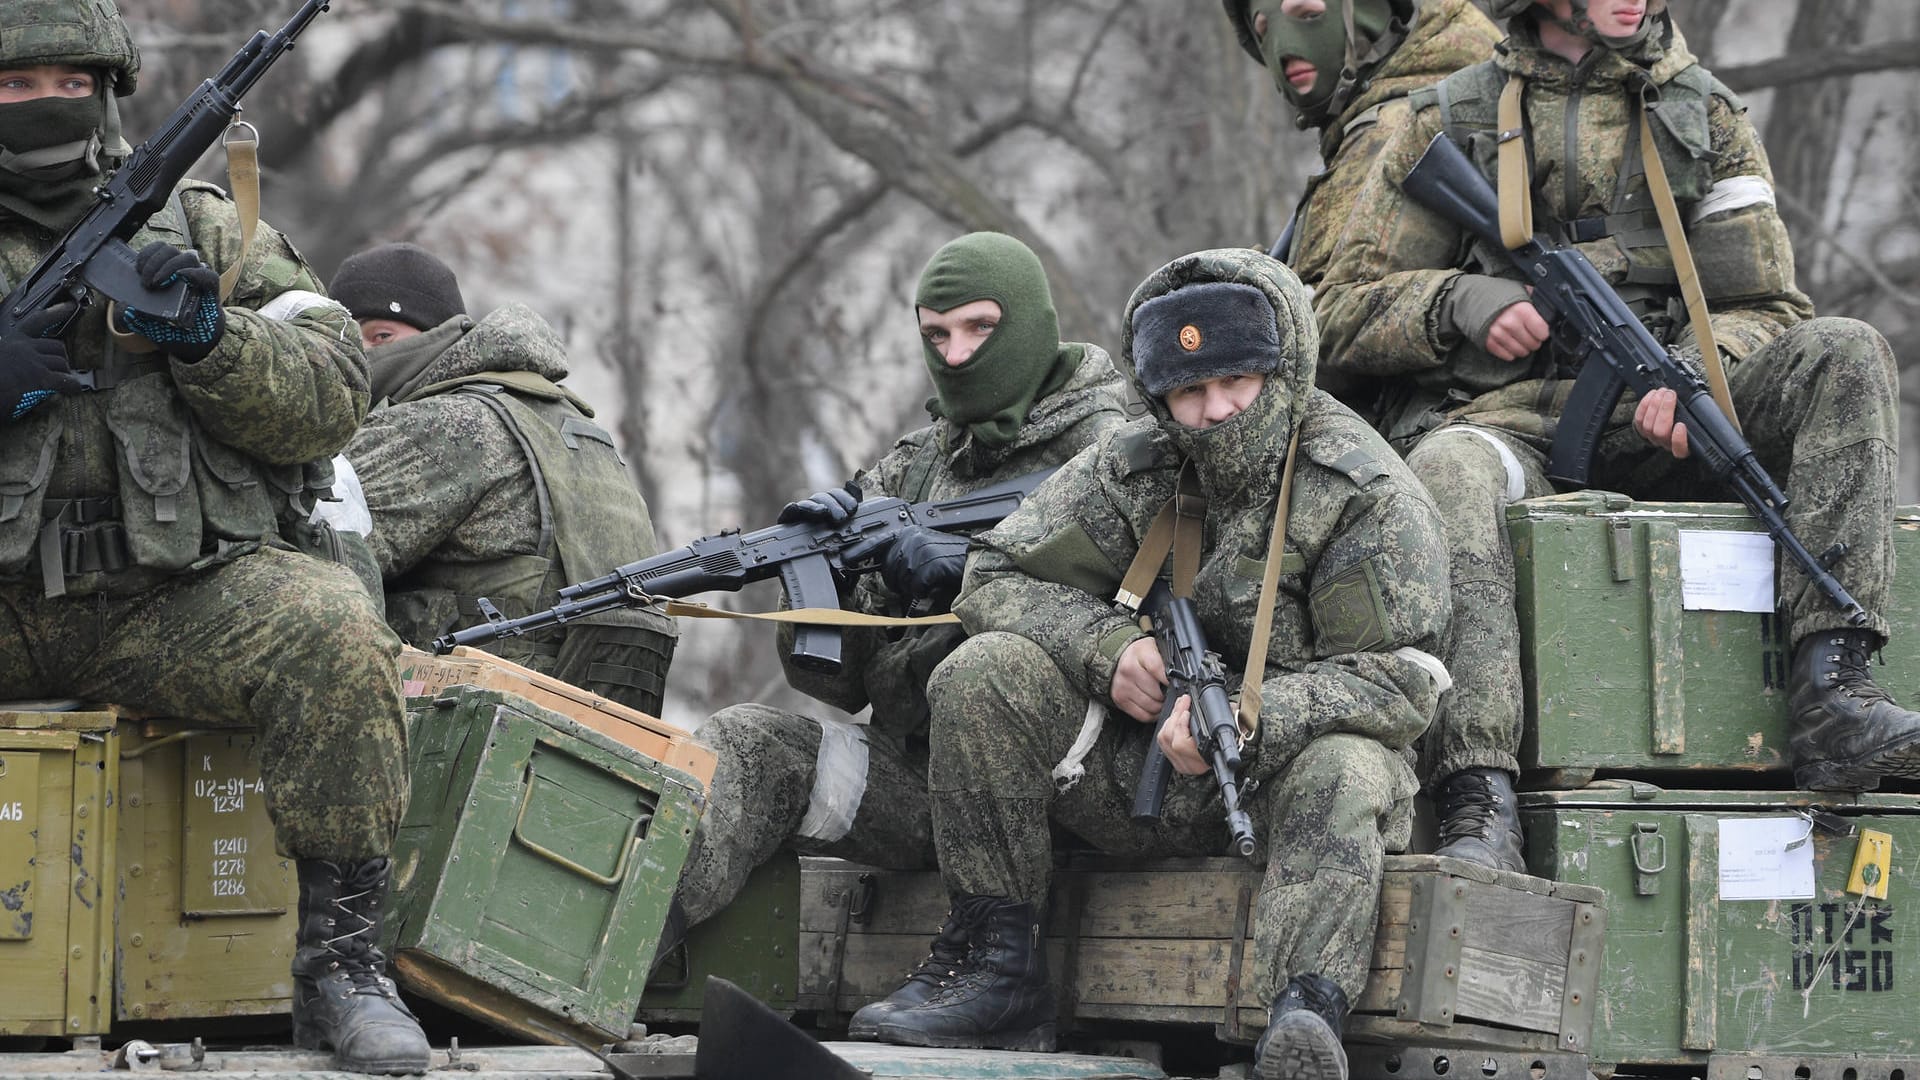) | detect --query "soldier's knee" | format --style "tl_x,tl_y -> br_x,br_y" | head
1408,427 -> 1522,508
926,631 -> 1059,740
